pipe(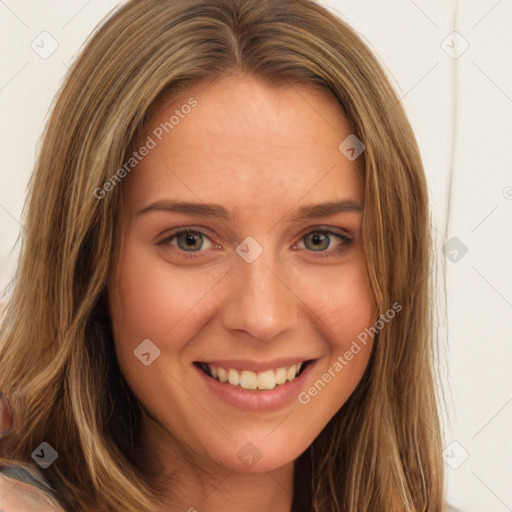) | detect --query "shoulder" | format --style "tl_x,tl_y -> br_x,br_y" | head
0,473 -> 65,511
